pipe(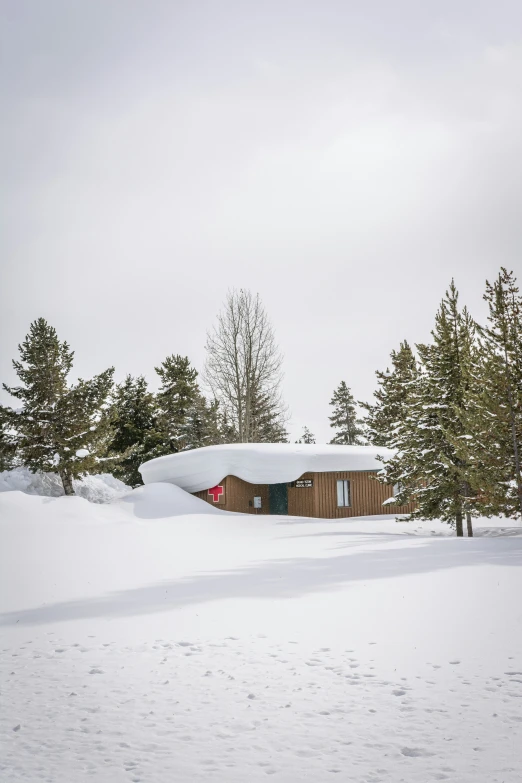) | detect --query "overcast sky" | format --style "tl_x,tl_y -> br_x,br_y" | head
2,0 -> 522,442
